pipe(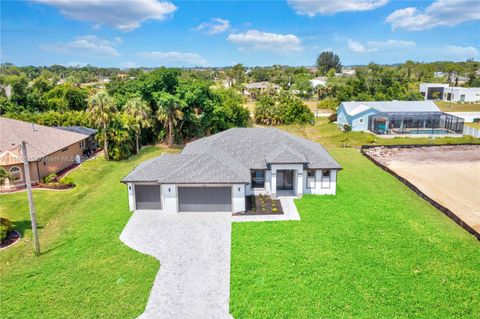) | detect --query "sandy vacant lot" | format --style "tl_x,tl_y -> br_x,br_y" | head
366,145 -> 480,233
